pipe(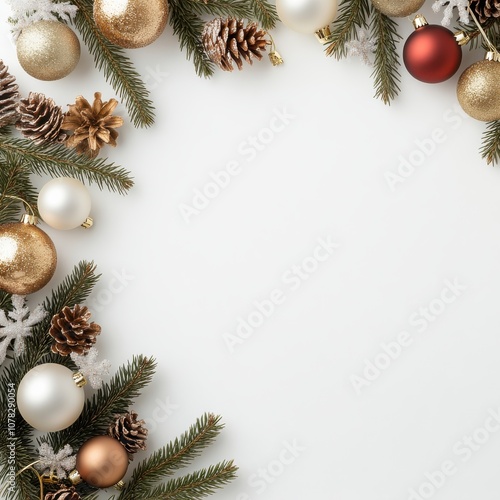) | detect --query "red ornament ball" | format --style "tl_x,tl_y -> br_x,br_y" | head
403,24 -> 462,83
